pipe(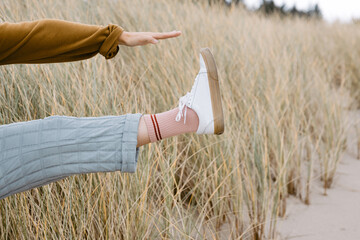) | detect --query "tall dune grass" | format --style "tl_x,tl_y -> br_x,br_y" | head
1,0 -> 359,239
